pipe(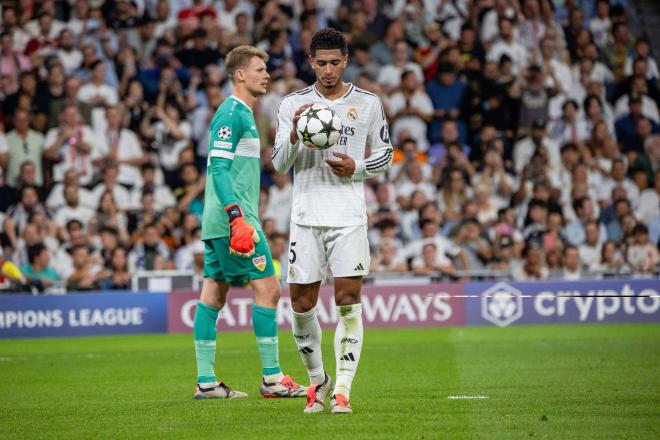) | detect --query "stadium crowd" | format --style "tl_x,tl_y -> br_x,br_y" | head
0,0 -> 659,292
